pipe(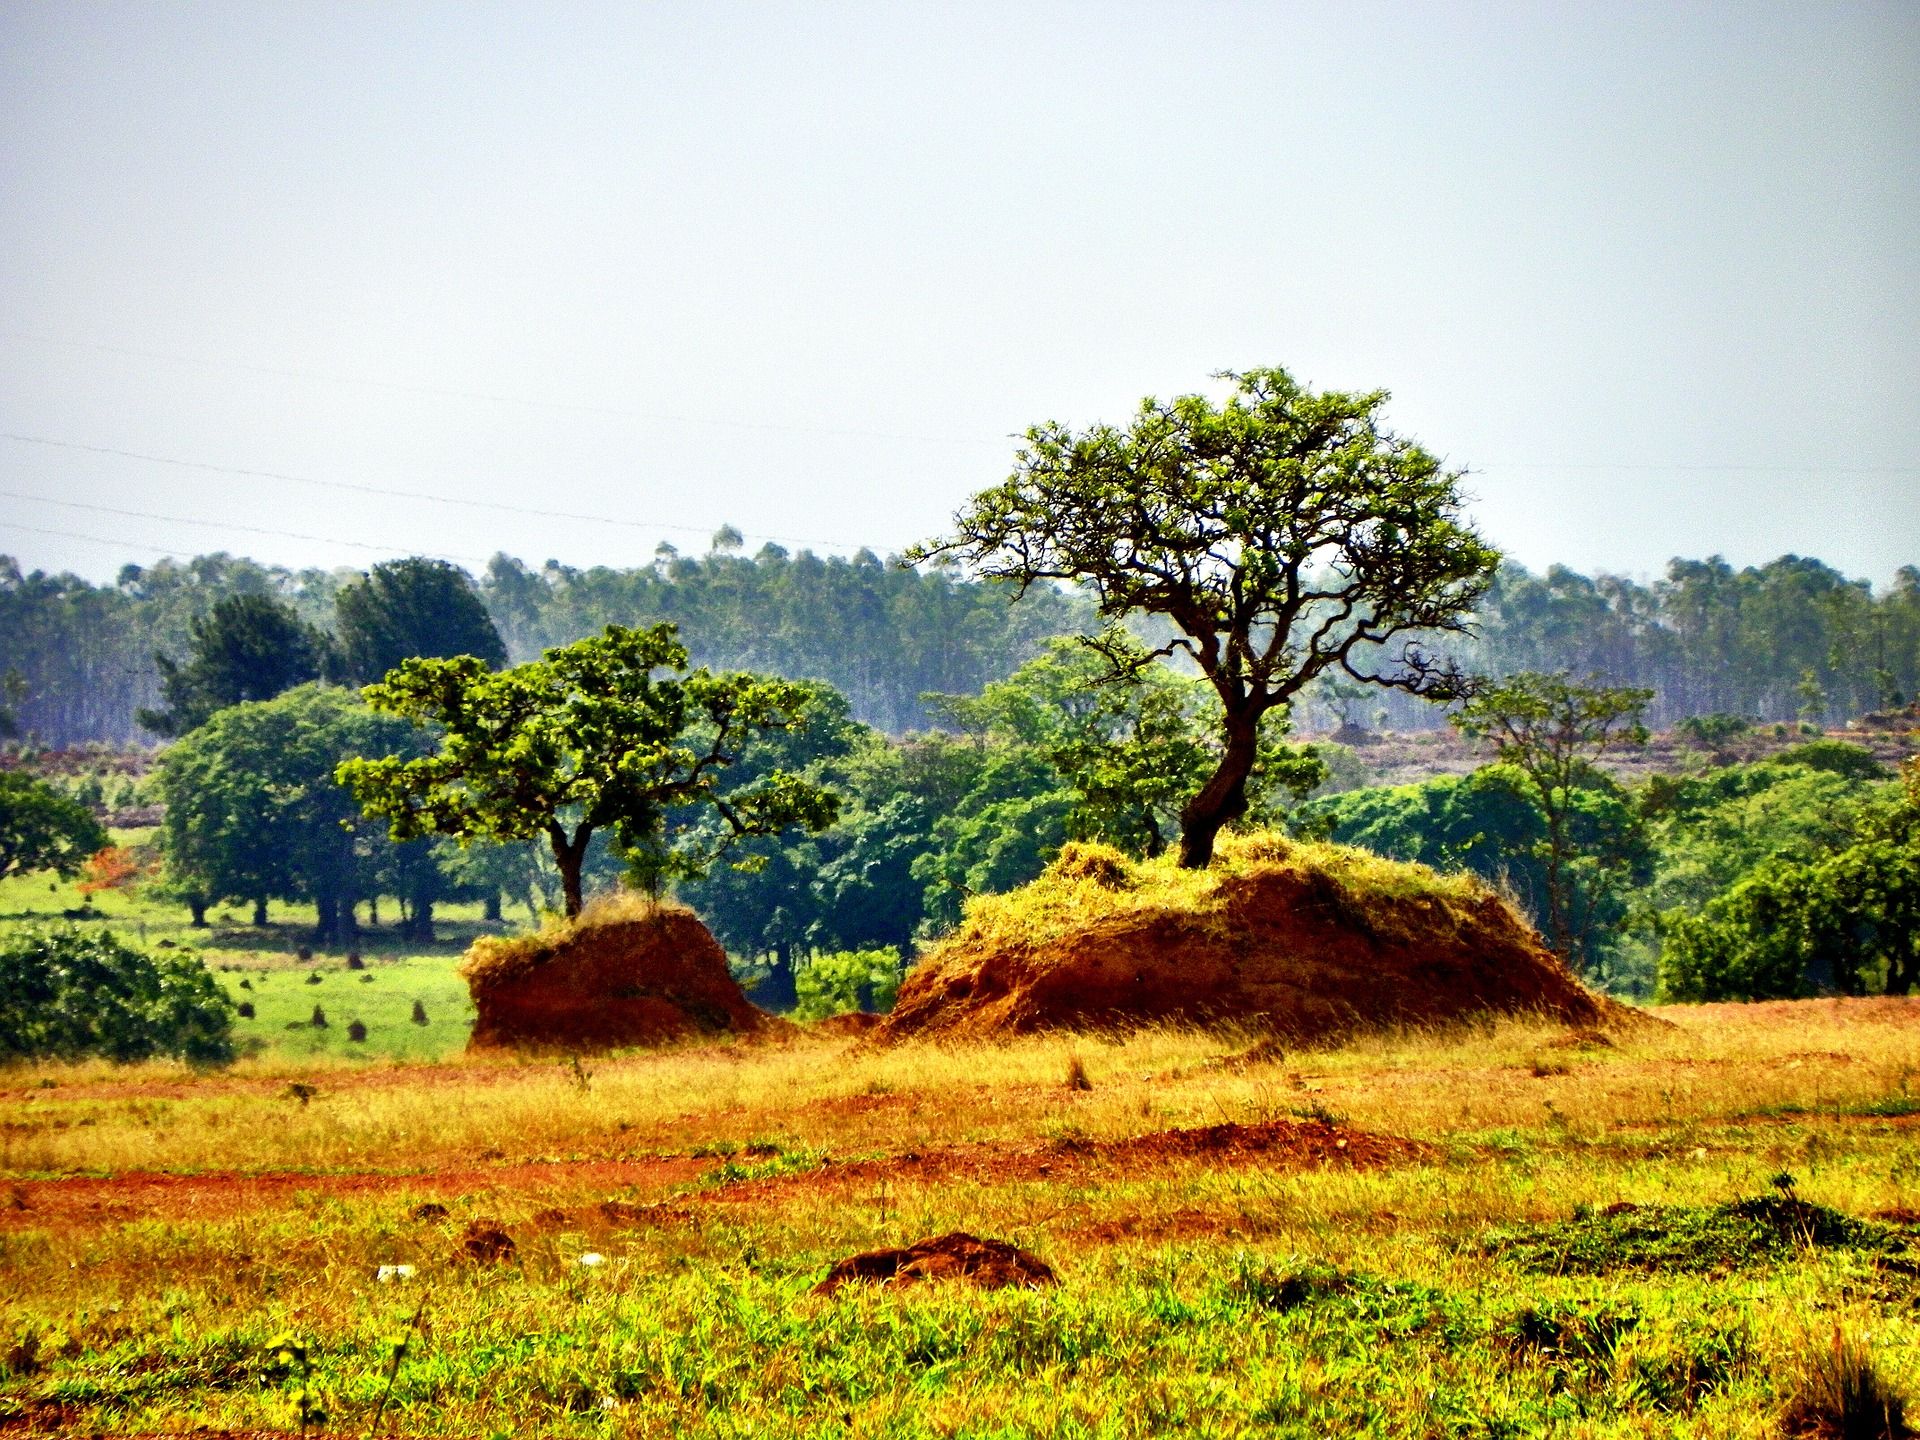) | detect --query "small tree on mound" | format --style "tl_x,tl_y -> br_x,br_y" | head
0,927 -> 234,1064
909,367 -> 1498,867
338,624 -> 840,916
